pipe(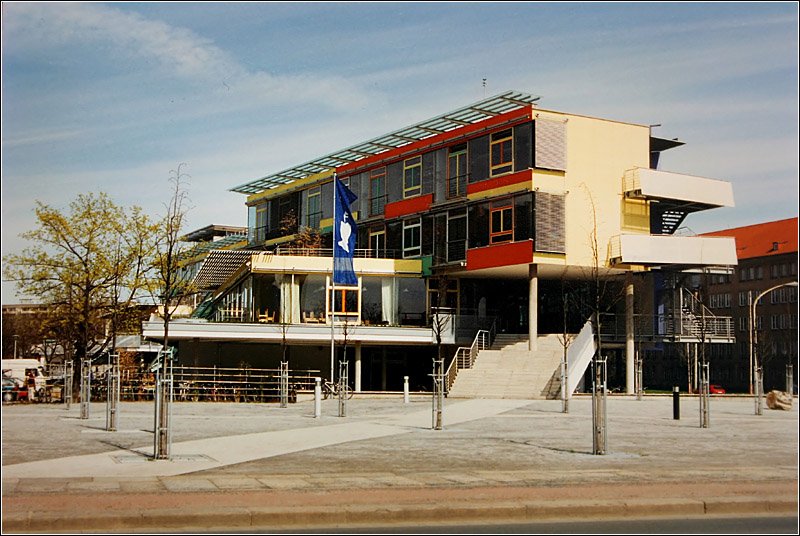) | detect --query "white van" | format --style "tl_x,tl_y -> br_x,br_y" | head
1,358 -> 48,392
